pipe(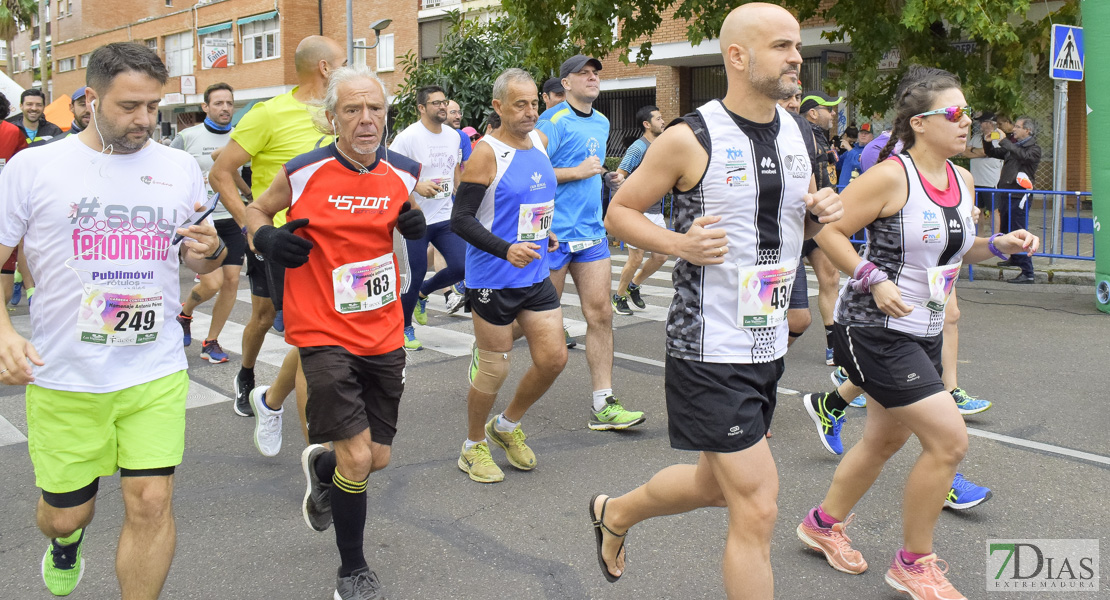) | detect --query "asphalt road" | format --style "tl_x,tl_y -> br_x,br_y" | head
1,256 -> 1106,599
